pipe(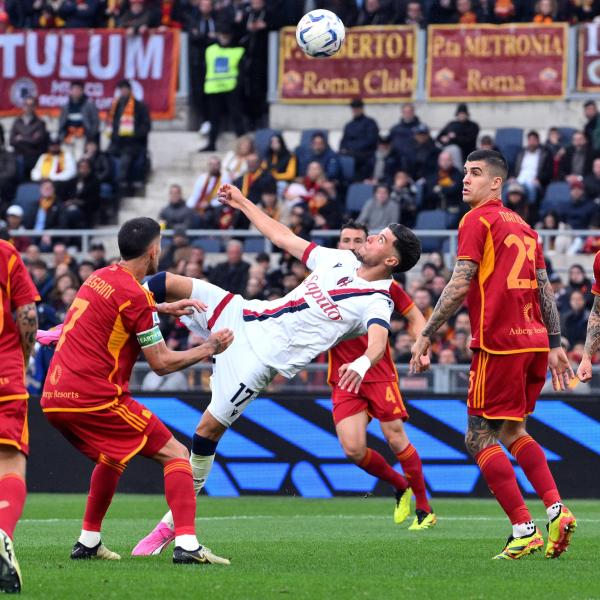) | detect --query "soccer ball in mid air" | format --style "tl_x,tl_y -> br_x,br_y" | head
296,10 -> 345,58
